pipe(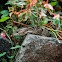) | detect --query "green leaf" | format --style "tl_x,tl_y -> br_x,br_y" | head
6,25 -> 12,29
7,56 -> 14,59
2,59 -> 7,62
50,2 -> 57,6
56,11 -> 62,16
0,52 -> 6,57
1,10 -> 9,18
52,19 -> 60,25
52,0 -> 57,1
60,12 -> 62,16
56,11 -> 60,14
14,36 -> 22,42
43,20 -> 48,25
1,14 -> 9,18
0,17 -> 10,22
5,2 -> 11,5
8,7 -> 14,12
1,10 -> 9,14
40,21 -> 44,24
13,26 -> 17,32
10,45 -> 21,49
